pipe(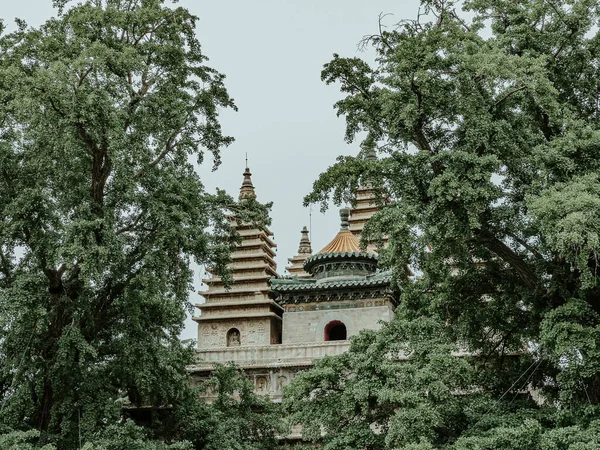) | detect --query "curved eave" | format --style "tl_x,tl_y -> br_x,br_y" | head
303,251 -> 378,273
270,274 -> 392,293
